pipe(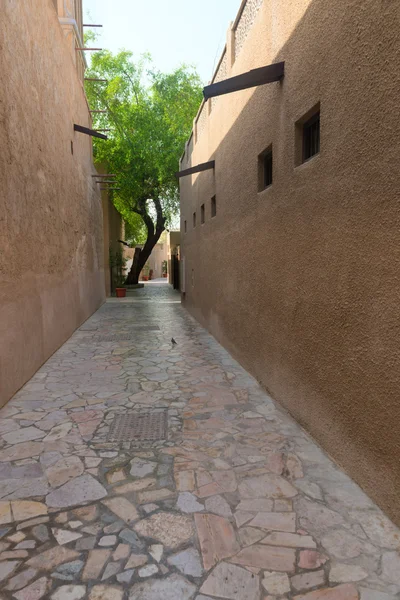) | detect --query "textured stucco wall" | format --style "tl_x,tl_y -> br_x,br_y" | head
0,0 -> 105,406
180,0 -> 400,525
